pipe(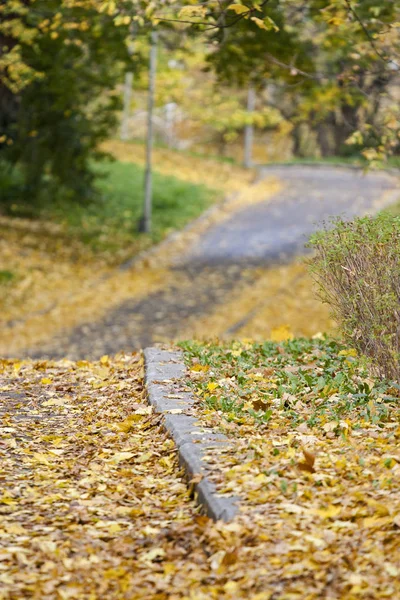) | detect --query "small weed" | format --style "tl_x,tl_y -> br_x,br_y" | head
0,270 -> 16,285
